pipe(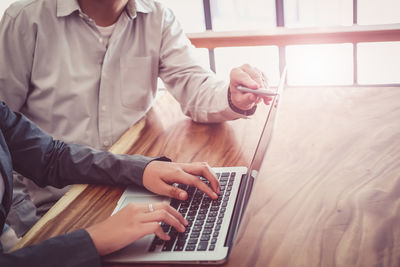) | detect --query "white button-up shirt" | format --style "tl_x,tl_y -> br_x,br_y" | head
0,0 -> 243,150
